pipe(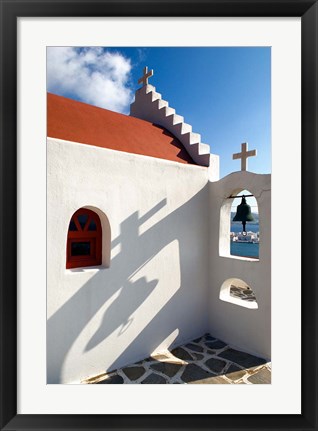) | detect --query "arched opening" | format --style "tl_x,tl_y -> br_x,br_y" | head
219,278 -> 258,309
230,190 -> 259,259
219,188 -> 259,260
66,208 -> 102,269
